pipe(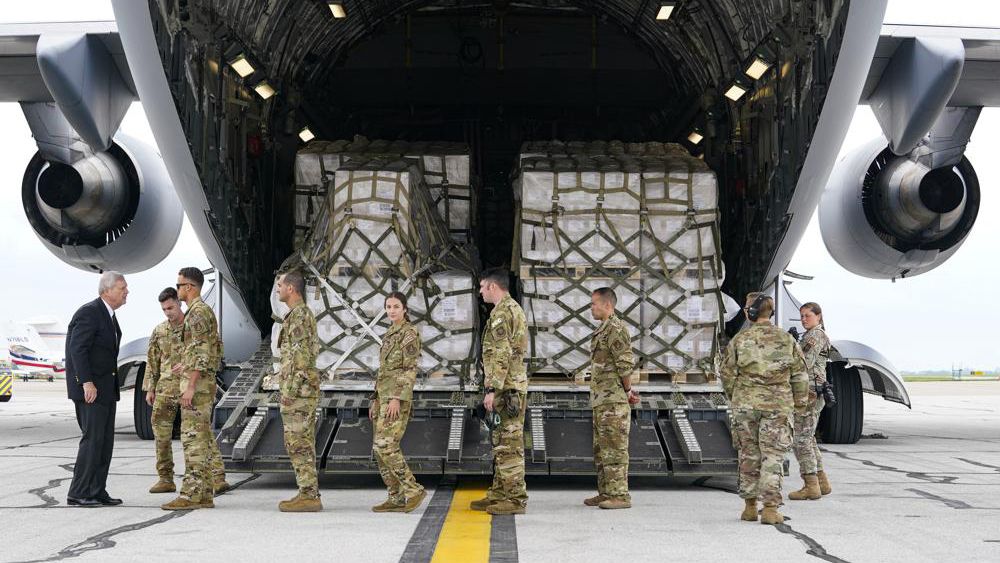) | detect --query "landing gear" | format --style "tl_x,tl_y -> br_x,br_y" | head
817,362 -> 863,444
133,363 -> 155,440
